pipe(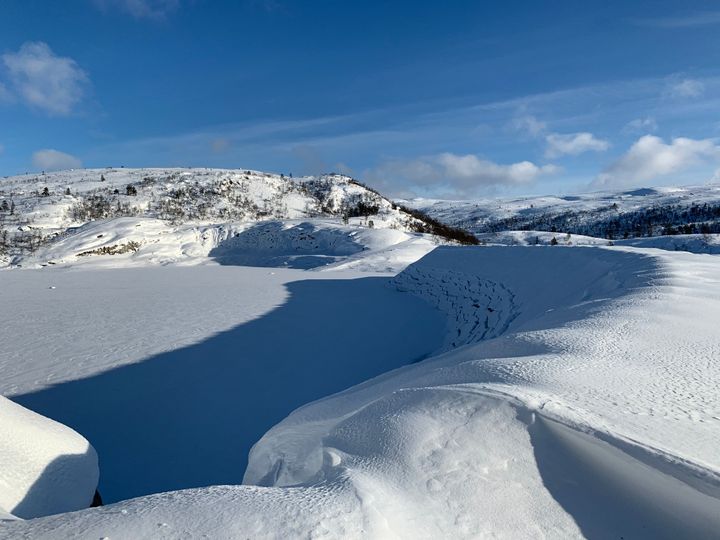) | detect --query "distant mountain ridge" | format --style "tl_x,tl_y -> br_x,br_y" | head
407,184 -> 720,240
